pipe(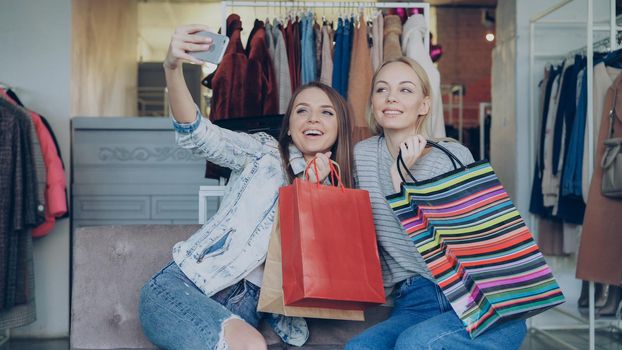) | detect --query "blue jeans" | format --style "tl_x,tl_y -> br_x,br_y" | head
139,261 -> 262,350
345,276 -> 527,350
